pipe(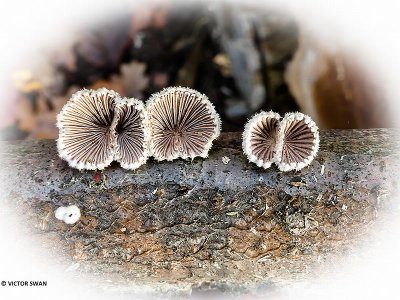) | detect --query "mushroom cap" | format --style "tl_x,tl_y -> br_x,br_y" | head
111,97 -> 149,170
242,111 -> 281,169
146,86 -> 221,161
56,88 -> 119,170
275,112 -> 320,172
